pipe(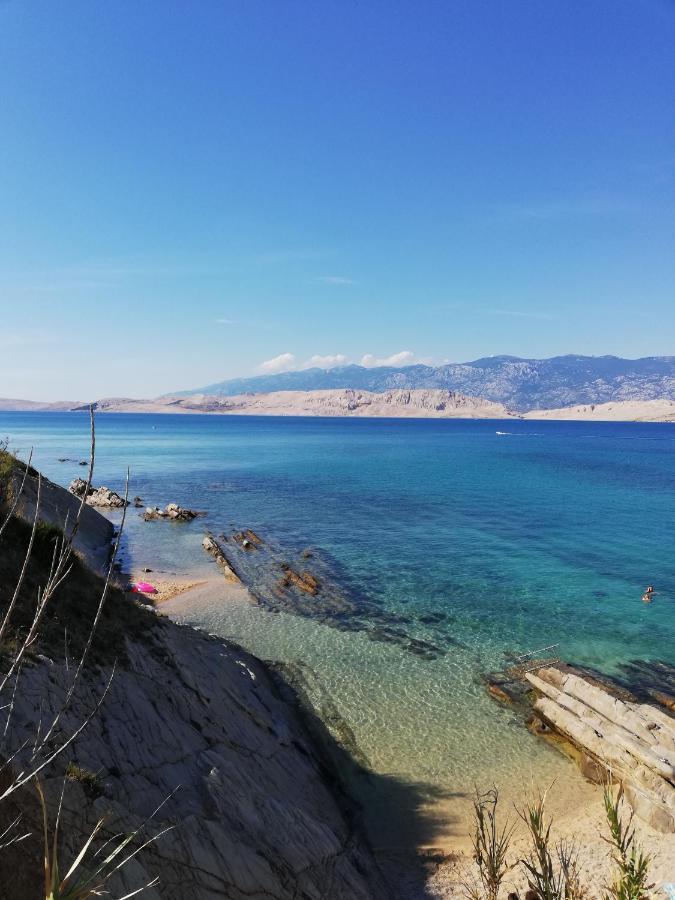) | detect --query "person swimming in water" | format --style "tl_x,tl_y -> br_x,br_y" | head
642,584 -> 655,603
